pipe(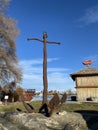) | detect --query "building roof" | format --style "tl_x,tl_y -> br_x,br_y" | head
70,67 -> 98,81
